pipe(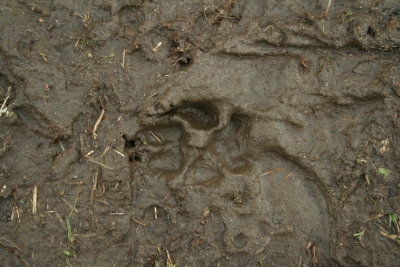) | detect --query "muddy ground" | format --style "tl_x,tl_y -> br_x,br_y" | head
0,0 -> 400,266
